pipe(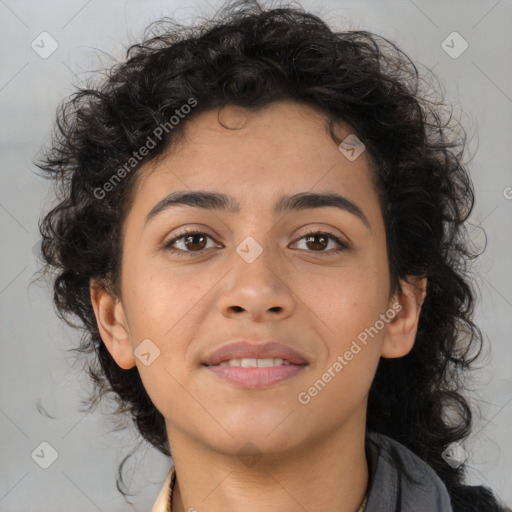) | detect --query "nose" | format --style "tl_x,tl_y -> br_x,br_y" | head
216,242 -> 296,322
